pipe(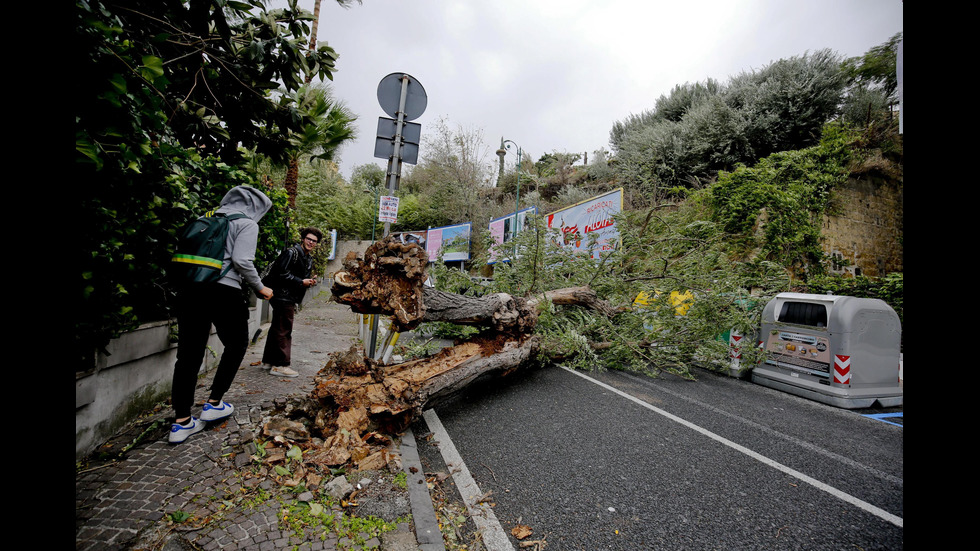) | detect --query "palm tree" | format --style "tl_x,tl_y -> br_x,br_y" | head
282,83 -> 357,207
306,1 -> 363,85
